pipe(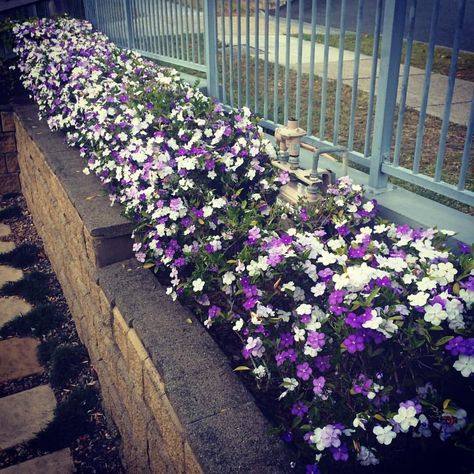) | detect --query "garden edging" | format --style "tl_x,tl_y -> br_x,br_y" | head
13,101 -> 291,474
